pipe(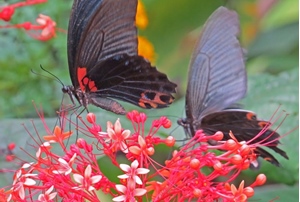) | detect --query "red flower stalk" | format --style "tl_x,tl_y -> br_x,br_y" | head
0,0 -> 47,21
0,0 -> 61,41
0,109 -> 286,201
